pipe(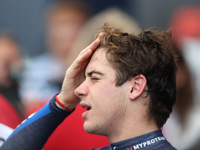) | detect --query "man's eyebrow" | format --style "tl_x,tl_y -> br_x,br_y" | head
87,70 -> 104,77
